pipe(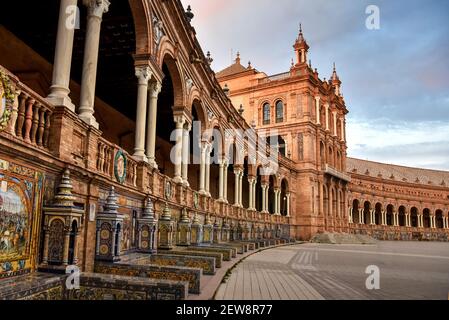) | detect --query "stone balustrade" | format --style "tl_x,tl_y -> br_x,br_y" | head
1,66 -> 53,151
